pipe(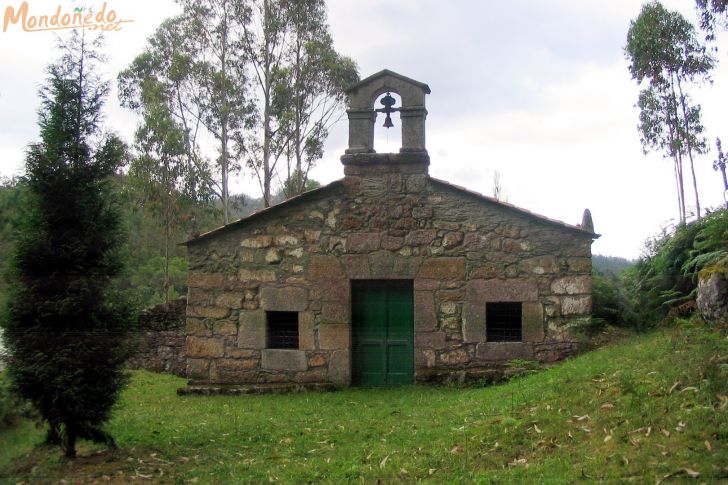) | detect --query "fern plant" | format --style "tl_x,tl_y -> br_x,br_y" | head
682,208 -> 728,279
